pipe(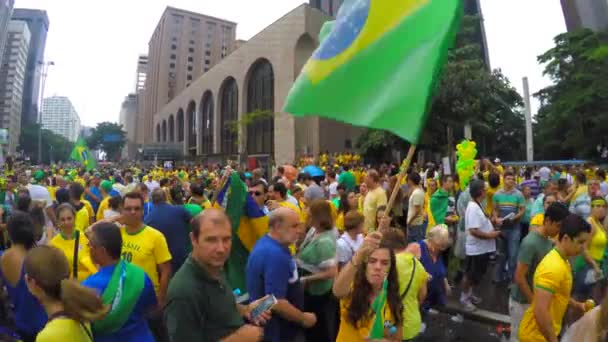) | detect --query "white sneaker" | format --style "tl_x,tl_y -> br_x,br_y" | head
470,295 -> 483,305
419,322 -> 427,334
428,308 -> 439,315
461,301 -> 477,312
